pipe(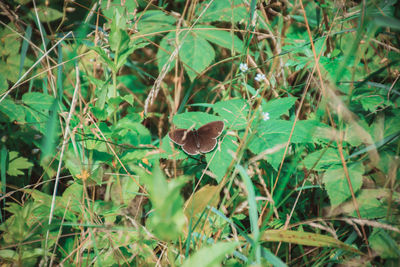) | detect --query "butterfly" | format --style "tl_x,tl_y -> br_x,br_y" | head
168,121 -> 225,155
